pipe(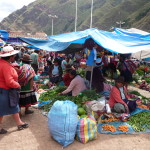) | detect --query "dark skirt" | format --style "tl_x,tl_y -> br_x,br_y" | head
50,76 -> 62,84
0,88 -> 20,116
19,90 -> 37,107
